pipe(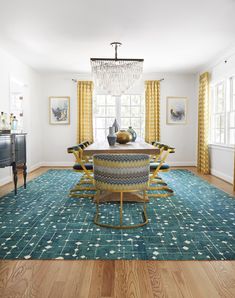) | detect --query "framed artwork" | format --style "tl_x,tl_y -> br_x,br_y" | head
49,96 -> 70,125
167,97 -> 187,124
